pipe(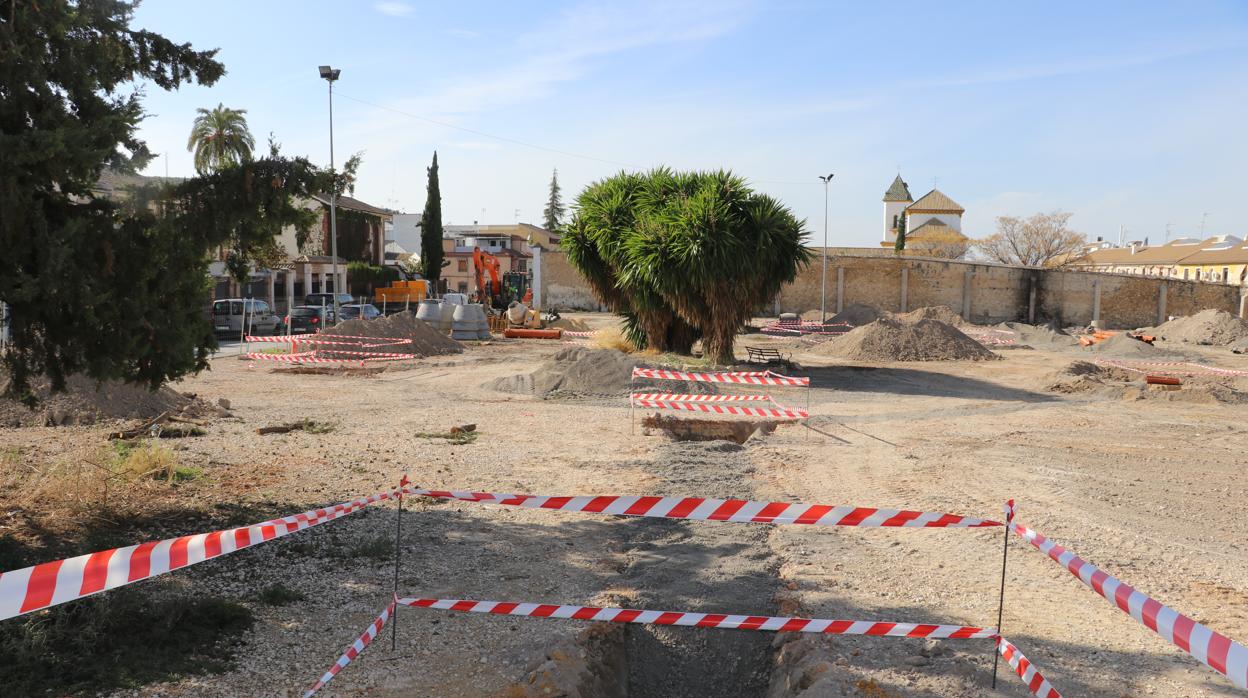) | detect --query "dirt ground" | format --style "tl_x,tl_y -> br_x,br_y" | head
3,312 -> 1248,697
